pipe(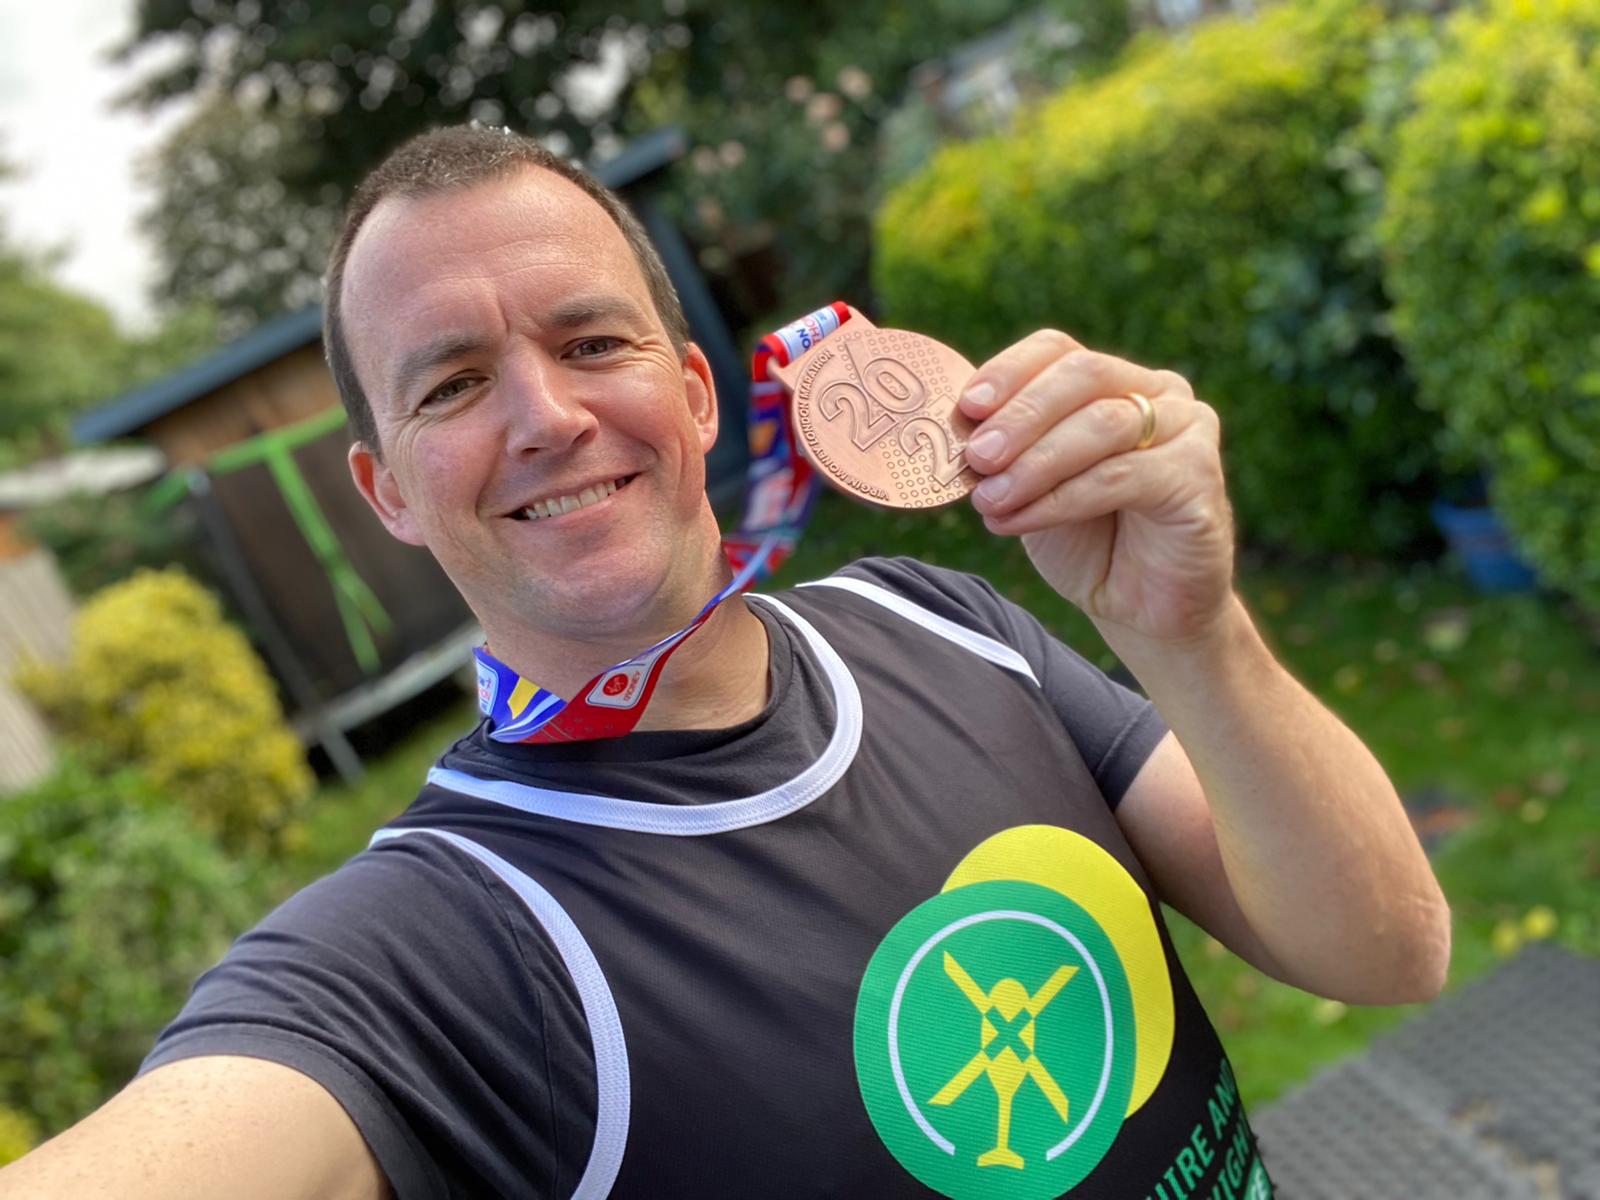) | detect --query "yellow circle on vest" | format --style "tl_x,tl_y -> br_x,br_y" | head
942,825 -> 1174,1116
